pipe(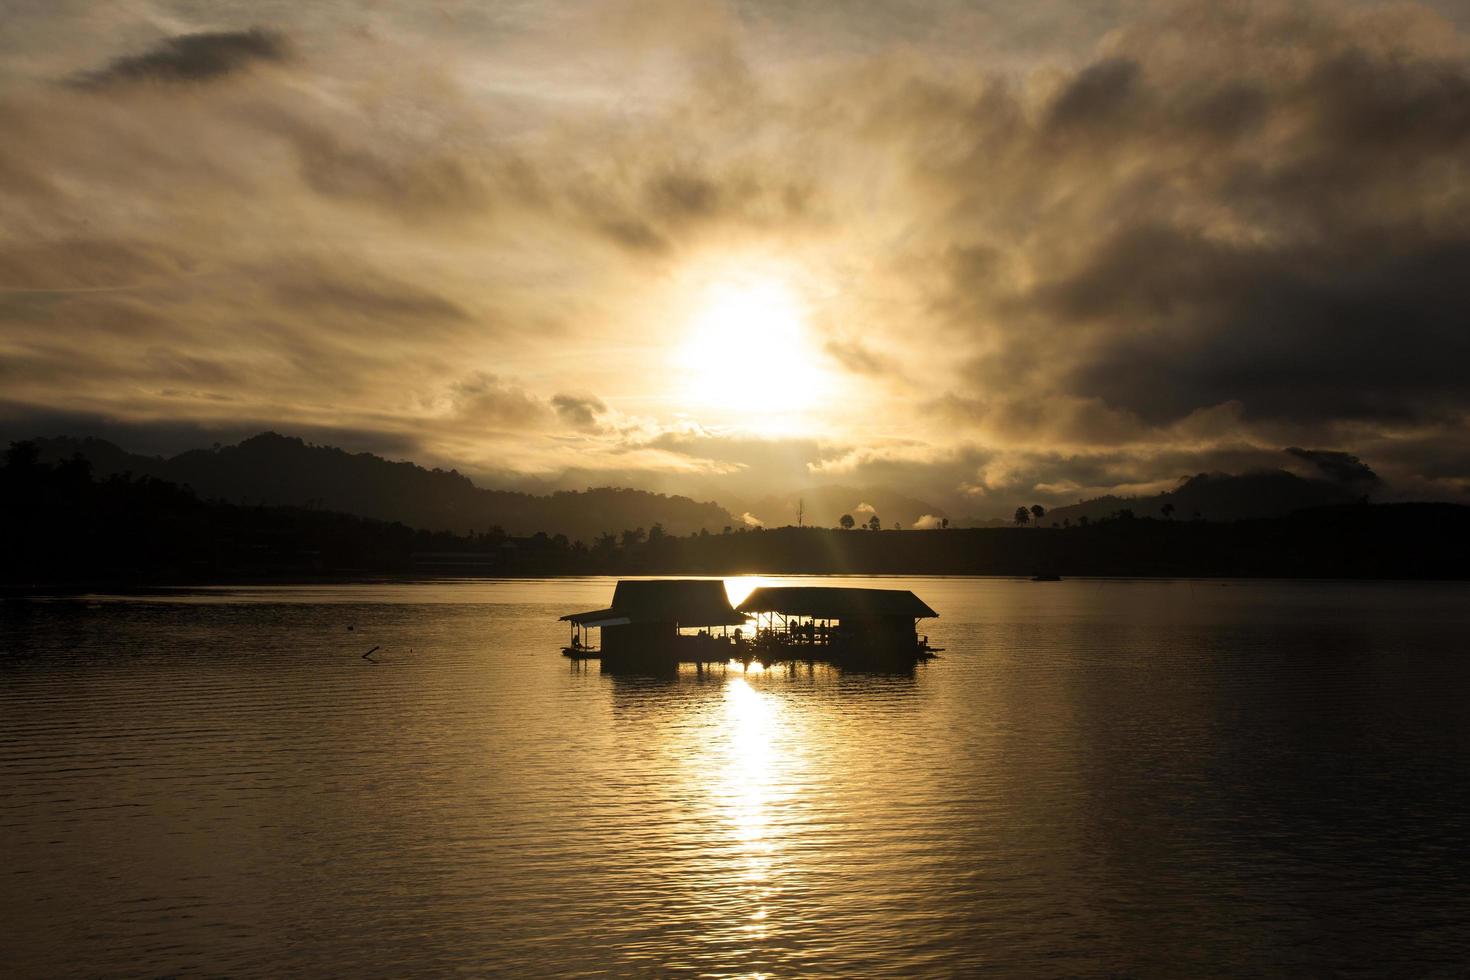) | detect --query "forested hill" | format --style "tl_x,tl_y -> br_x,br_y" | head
31,432 -> 735,541
3,445 -> 1466,585
1041,470 -> 1371,526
